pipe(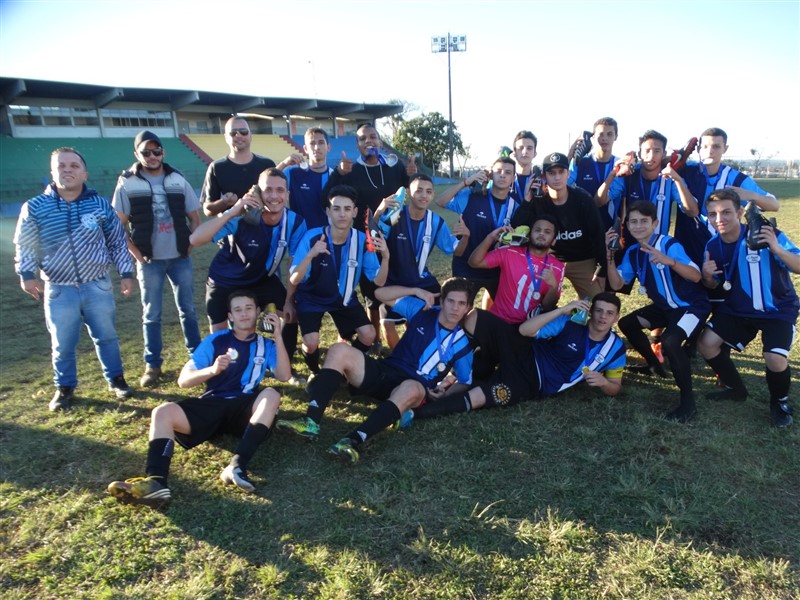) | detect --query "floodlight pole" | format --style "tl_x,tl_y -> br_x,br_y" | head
432,33 -> 466,178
